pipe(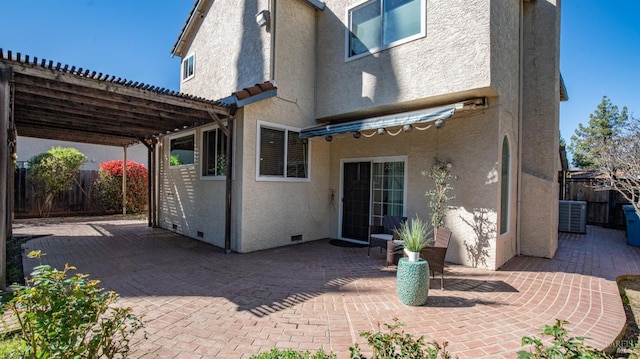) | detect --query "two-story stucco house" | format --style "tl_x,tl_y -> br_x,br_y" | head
160,0 -> 565,270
